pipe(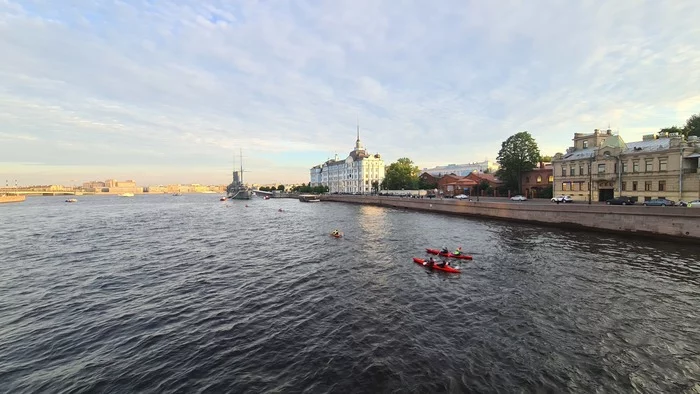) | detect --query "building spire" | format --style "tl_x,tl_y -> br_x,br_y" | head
355,117 -> 363,151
